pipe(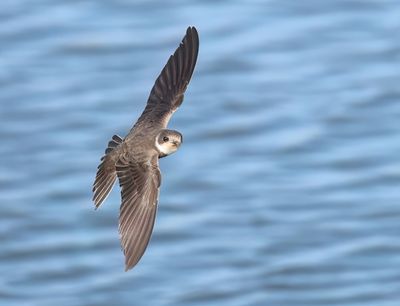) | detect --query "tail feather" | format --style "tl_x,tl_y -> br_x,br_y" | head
105,135 -> 123,154
92,135 -> 123,208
